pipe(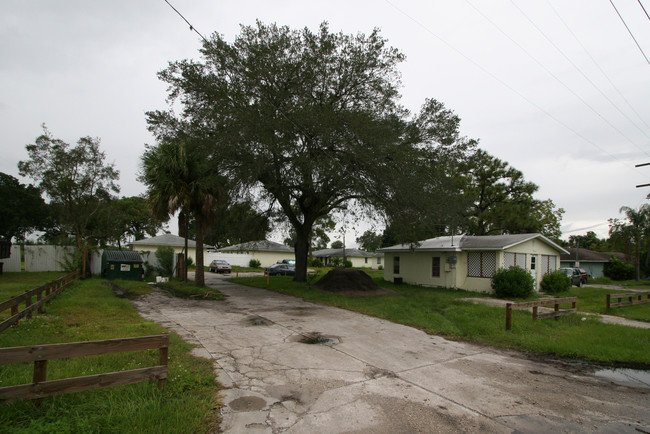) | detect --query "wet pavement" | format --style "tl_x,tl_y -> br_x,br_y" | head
131,273 -> 650,433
